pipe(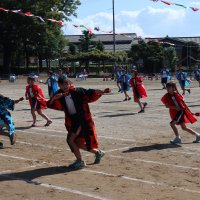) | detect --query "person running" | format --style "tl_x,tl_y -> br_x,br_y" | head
40,71 -> 58,98
161,82 -> 200,144
129,69 -> 148,113
116,66 -> 123,92
0,95 -> 24,147
176,68 -> 191,95
193,65 -> 200,87
47,76 -> 110,170
120,70 -> 131,101
160,65 -> 170,89
25,76 -> 52,127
